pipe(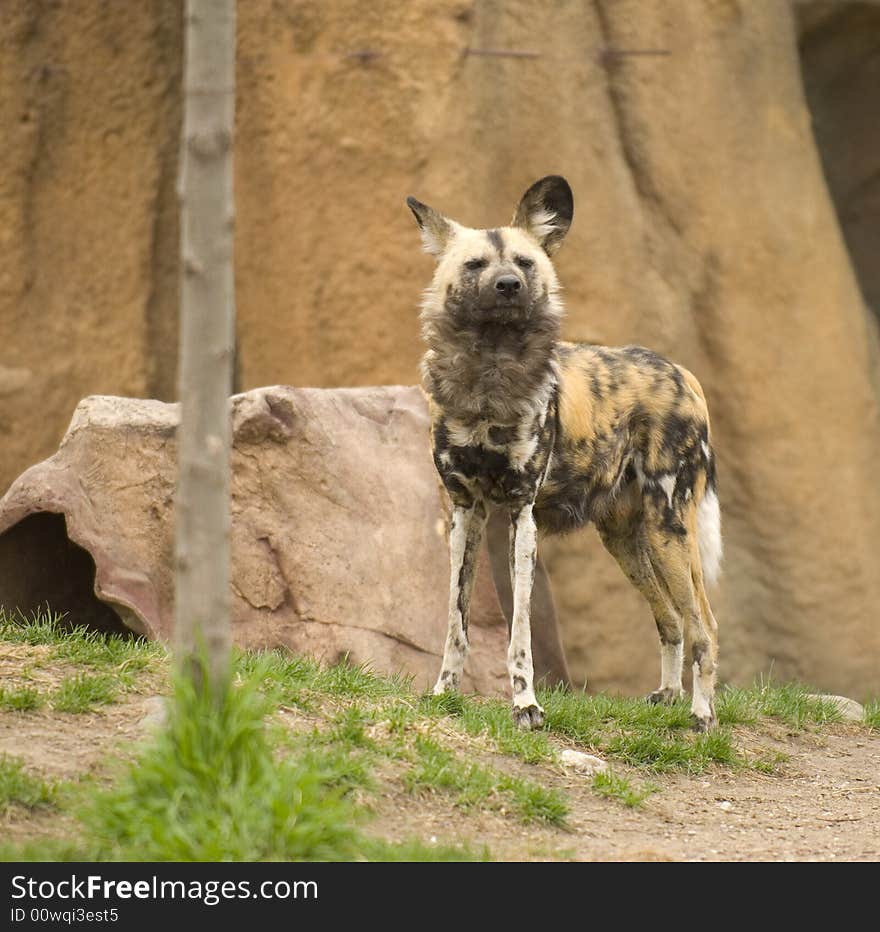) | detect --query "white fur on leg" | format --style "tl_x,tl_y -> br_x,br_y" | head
507,505 -> 543,724
433,629 -> 467,694
691,661 -> 713,722
433,505 -> 471,694
660,640 -> 684,693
